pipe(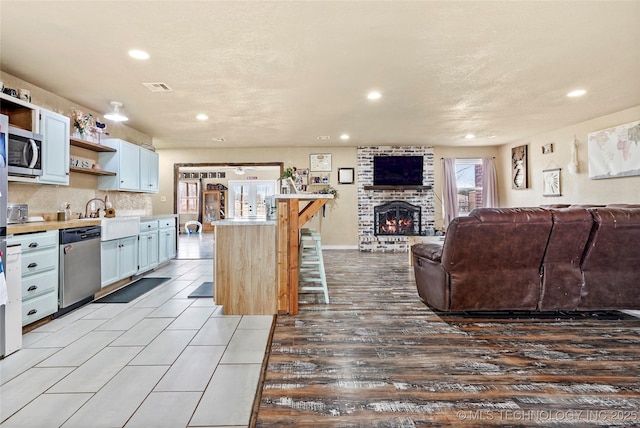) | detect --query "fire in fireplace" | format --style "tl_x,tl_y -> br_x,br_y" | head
374,201 -> 422,236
